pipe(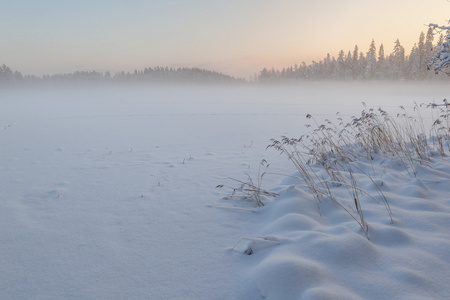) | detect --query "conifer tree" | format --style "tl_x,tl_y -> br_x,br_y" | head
391,39 -> 406,79
336,50 -> 346,80
0,64 -> 14,83
345,51 -> 352,79
409,44 -> 421,79
352,45 -> 359,79
416,32 -> 427,78
358,52 -> 366,79
377,44 -> 386,79
365,39 -> 377,79
425,27 -> 435,78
